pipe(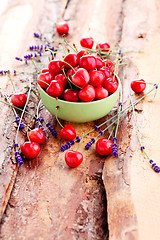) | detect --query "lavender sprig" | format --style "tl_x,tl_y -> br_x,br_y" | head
129,90 -> 160,173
